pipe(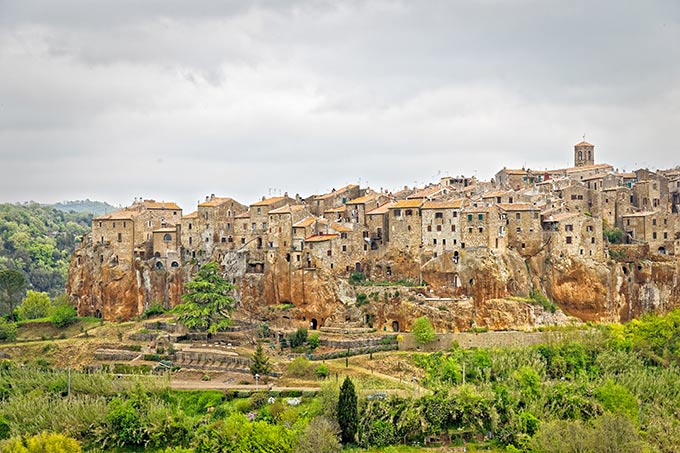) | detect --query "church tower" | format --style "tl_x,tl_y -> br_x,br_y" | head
574,140 -> 594,167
